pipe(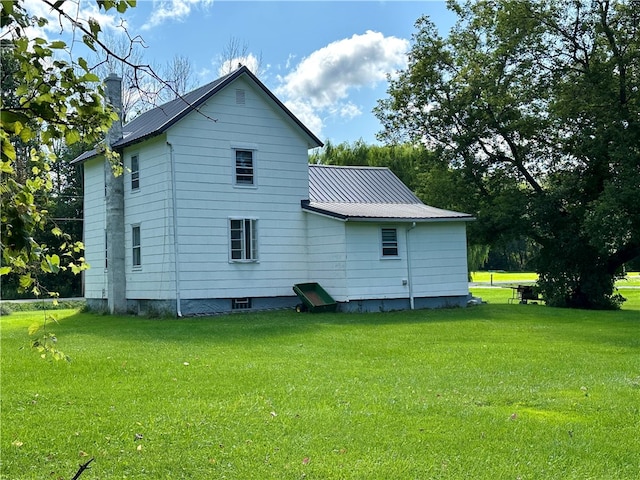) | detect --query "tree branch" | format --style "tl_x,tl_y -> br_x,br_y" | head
71,457 -> 94,480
